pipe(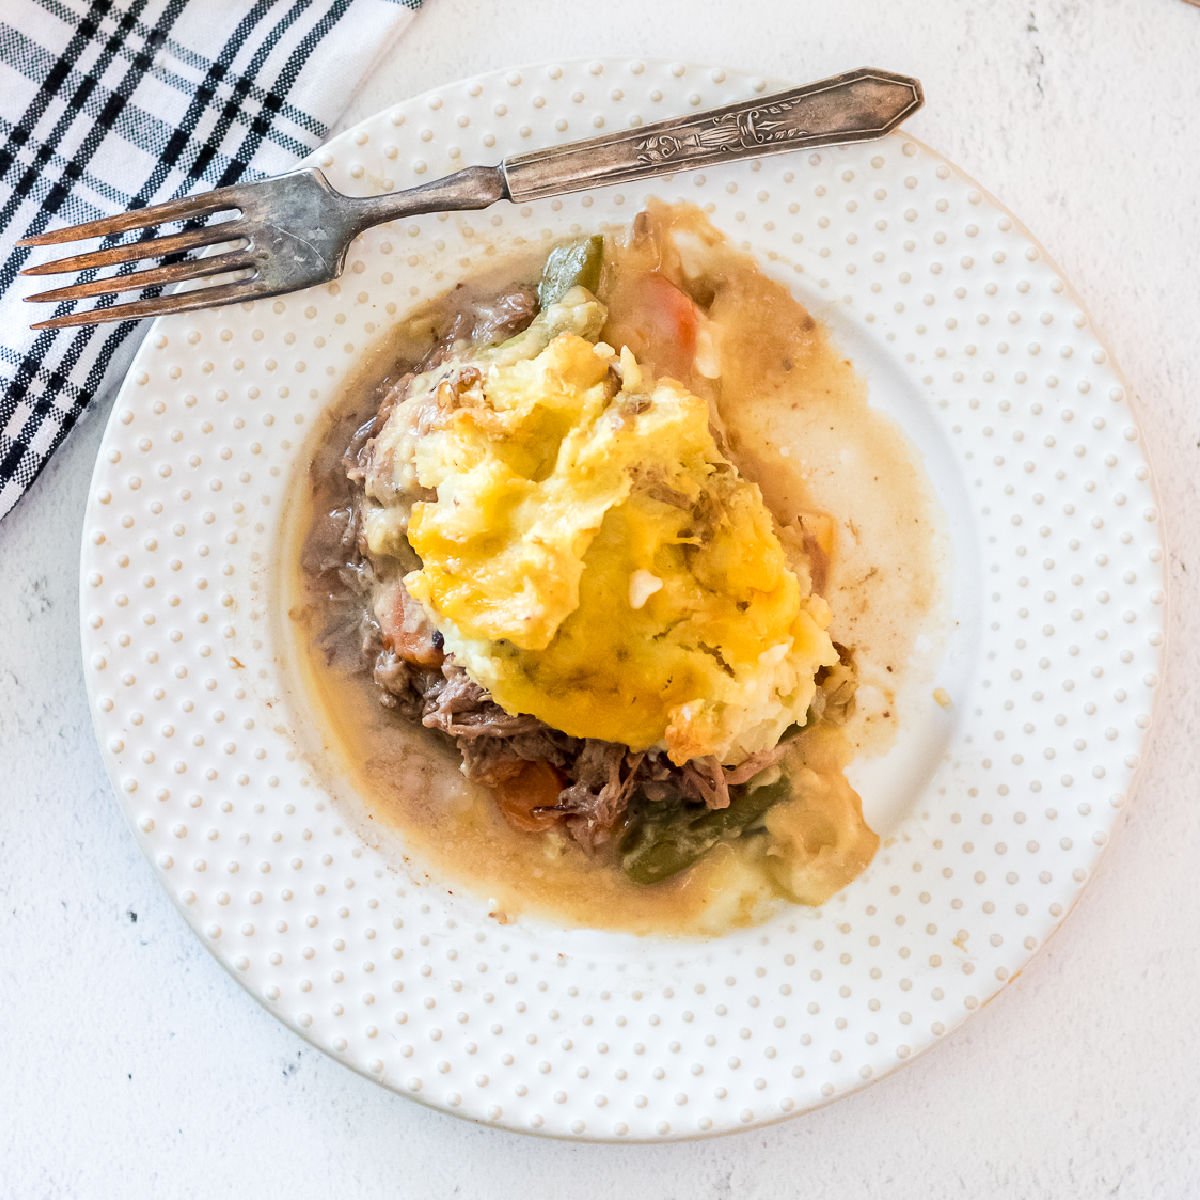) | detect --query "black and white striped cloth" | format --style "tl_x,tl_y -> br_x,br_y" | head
0,0 -> 421,522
